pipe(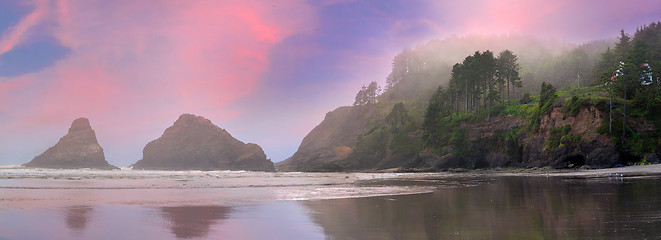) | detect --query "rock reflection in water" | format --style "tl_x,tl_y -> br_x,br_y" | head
303,176 -> 661,239
160,205 -> 231,239
64,206 -> 93,234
